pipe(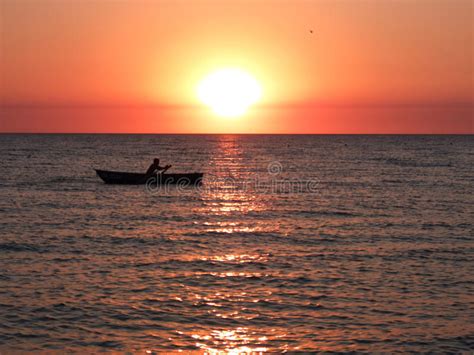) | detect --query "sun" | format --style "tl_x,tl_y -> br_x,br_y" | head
197,68 -> 262,118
